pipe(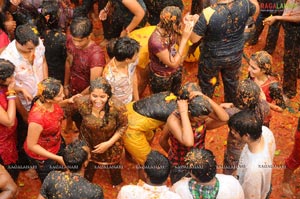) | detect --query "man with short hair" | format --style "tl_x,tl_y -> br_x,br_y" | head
229,110 -> 276,199
172,148 -> 244,199
38,140 -> 104,199
117,150 -> 181,199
